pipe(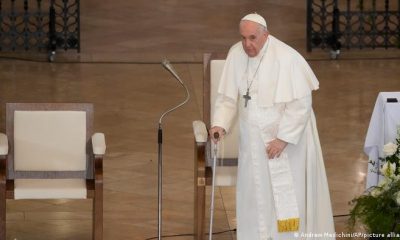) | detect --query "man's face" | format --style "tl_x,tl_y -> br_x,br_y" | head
239,20 -> 268,57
